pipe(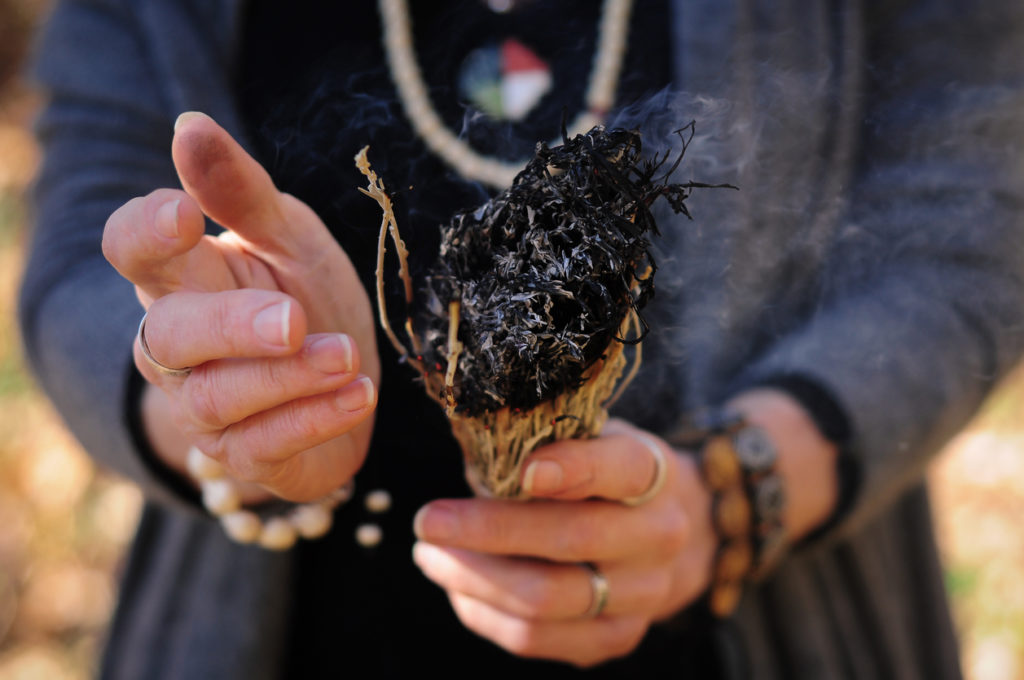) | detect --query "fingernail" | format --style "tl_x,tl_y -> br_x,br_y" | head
523,460 -> 563,495
174,111 -> 207,132
307,334 -> 353,374
155,199 -> 180,239
253,301 -> 291,347
335,376 -> 375,413
413,505 -> 458,542
411,541 -> 441,570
